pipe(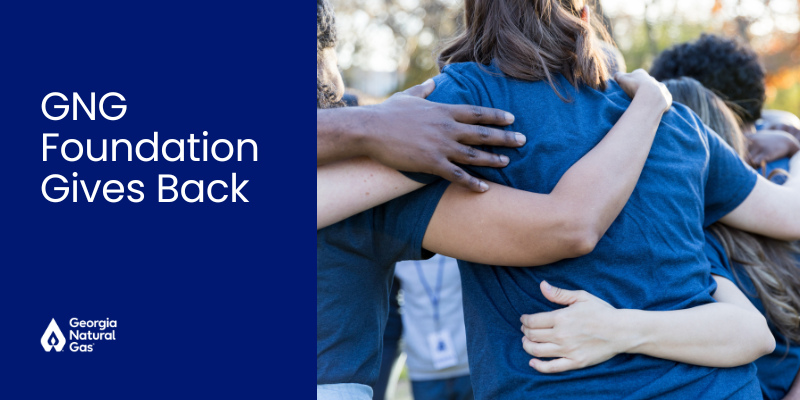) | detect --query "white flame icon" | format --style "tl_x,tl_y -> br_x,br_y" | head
41,318 -> 66,352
